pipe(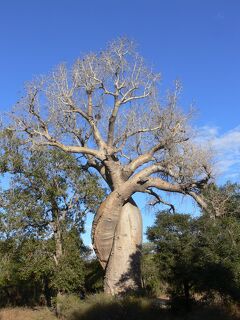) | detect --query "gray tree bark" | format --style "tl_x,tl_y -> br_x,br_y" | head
93,198 -> 142,295
104,200 -> 142,294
